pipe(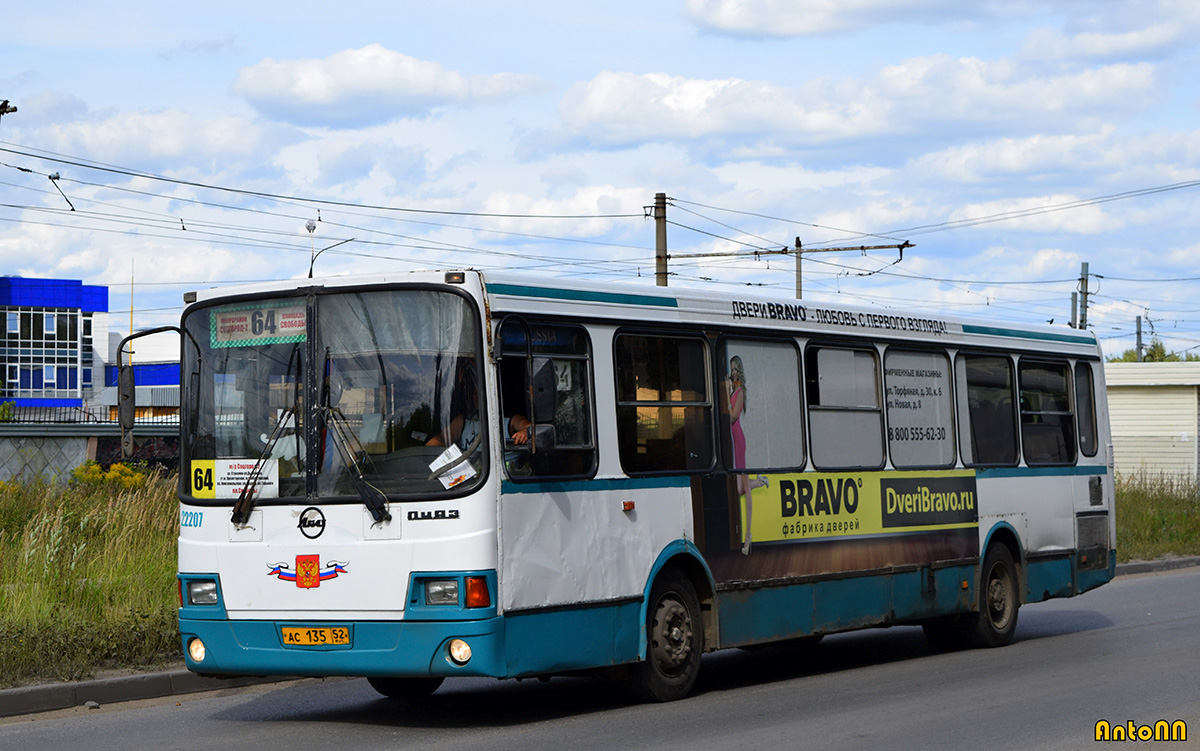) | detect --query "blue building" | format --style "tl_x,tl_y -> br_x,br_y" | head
0,277 -> 107,408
